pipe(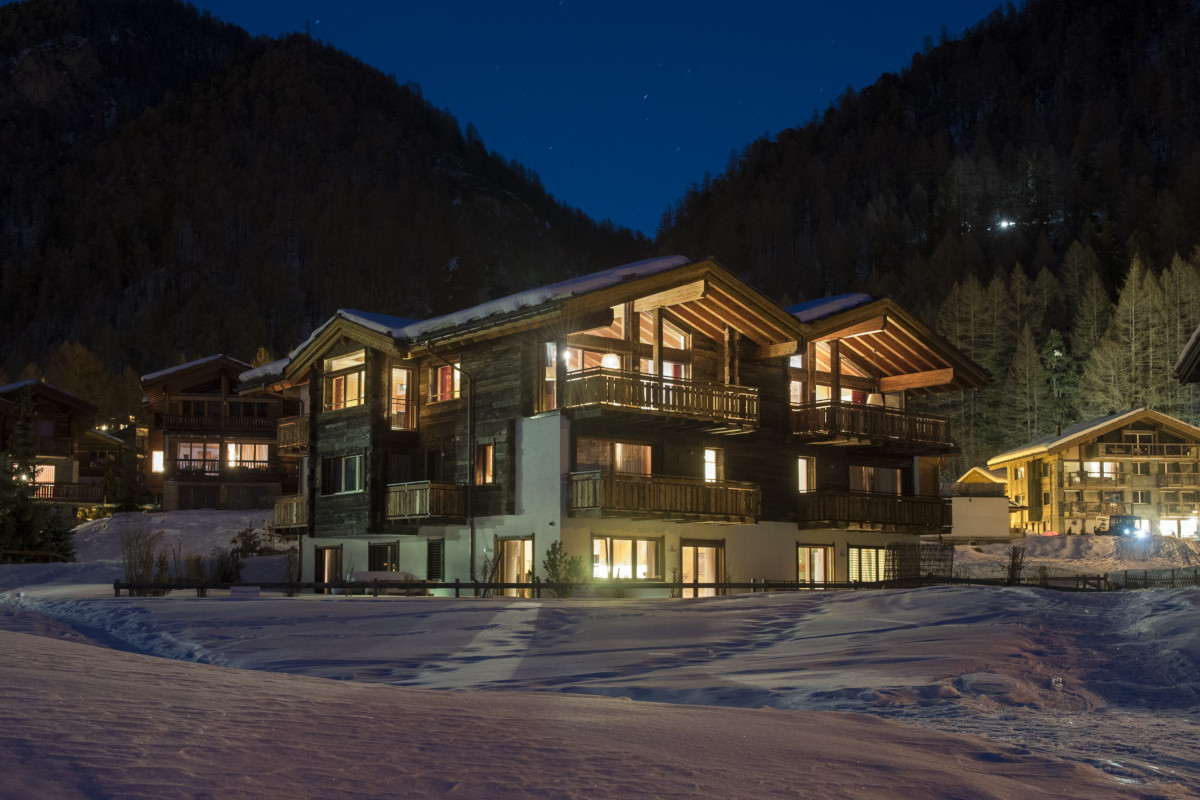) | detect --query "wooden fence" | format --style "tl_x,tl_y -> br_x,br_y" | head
1108,567 -> 1200,589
